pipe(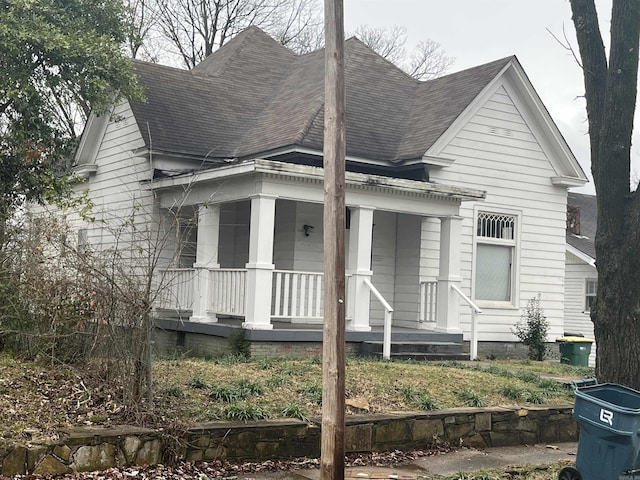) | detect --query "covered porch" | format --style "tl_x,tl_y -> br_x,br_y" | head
151,159 -> 485,336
